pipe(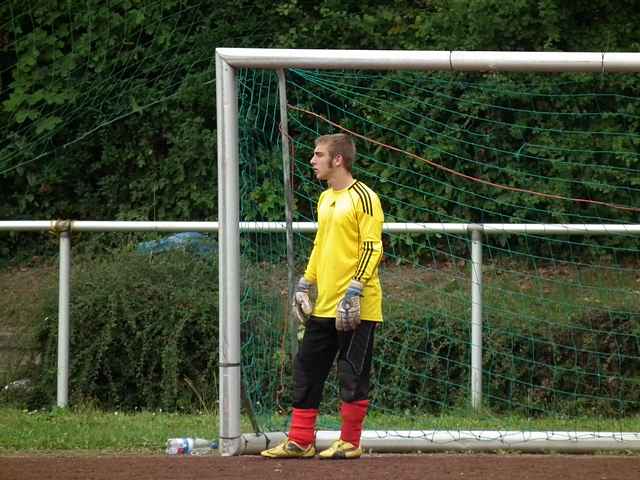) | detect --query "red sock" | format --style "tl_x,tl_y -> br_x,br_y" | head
288,408 -> 318,447
340,400 -> 369,447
